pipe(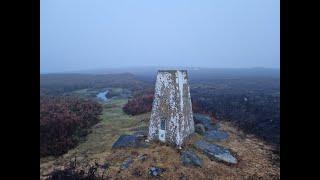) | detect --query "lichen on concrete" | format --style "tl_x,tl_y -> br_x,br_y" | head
148,70 -> 194,147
